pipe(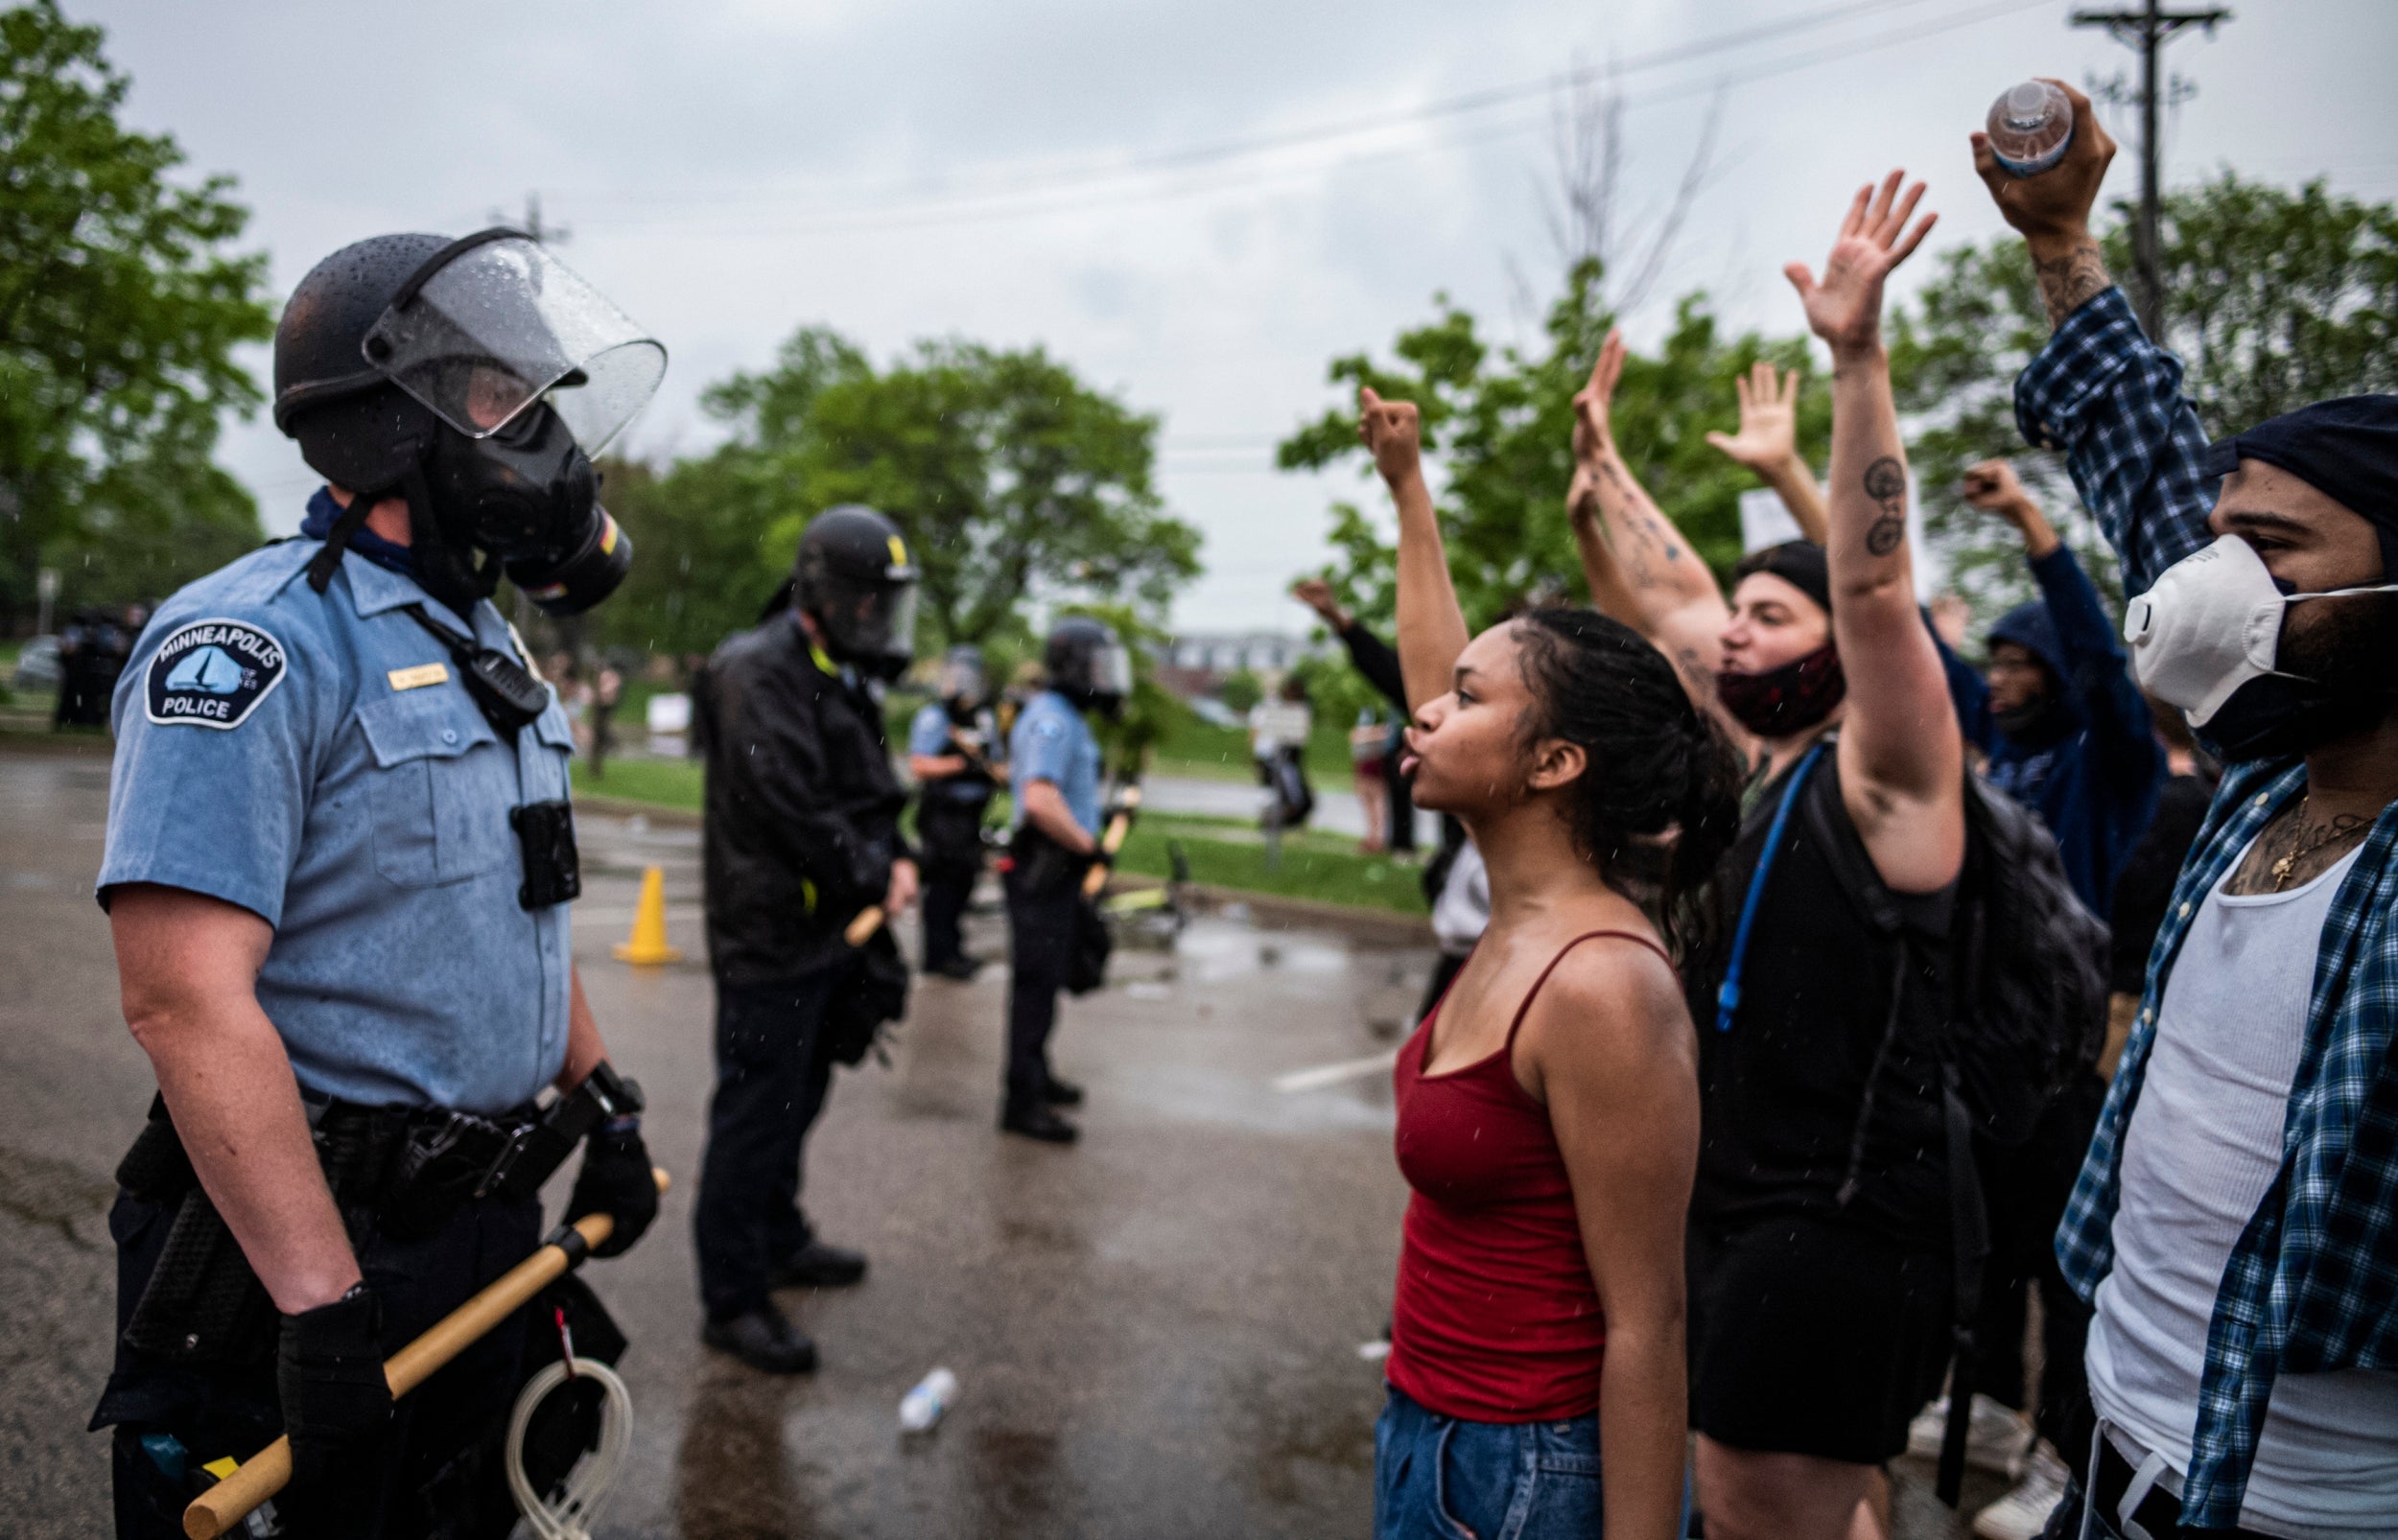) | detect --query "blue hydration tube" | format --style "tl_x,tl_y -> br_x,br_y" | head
1714,740 -> 1828,1034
